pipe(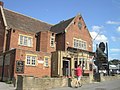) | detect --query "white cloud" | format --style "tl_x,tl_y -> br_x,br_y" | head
111,36 -> 120,42
106,20 -> 120,25
92,25 -> 103,32
111,36 -> 116,41
90,31 -> 108,43
110,48 -> 120,52
111,54 -> 118,56
90,25 -> 108,52
117,26 -> 120,32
